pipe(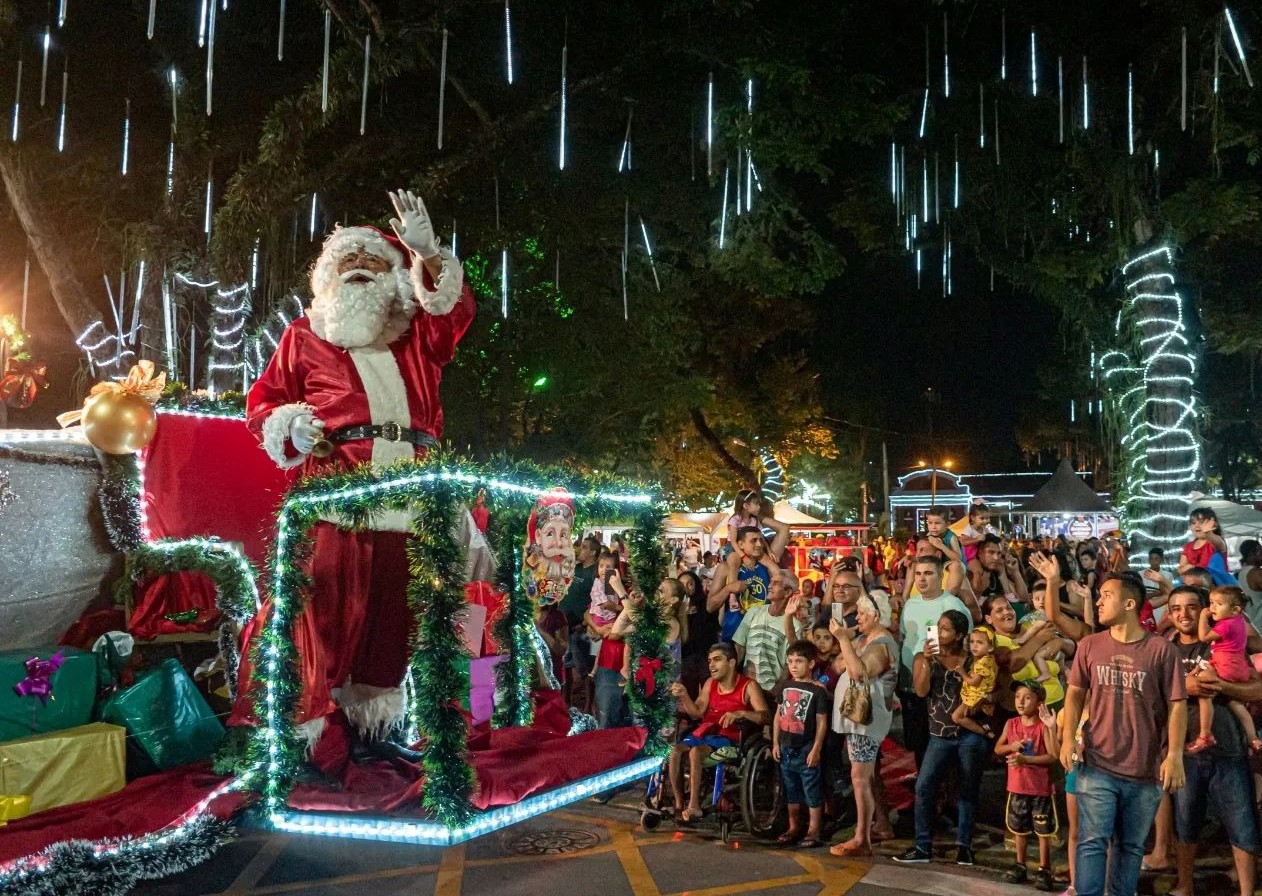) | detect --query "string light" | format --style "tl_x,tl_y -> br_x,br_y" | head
1000,8 -> 1007,80
11,59 -> 22,143
1224,7 -> 1254,88
1100,245 -> 1200,555
277,0 -> 286,61
1082,56 -> 1089,130
121,98 -> 131,175
436,27 -> 447,148
500,247 -> 508,318
719,164 -> 729,248
618,107 -> 632,172
147,0 -> 157,40
557,36 -> 567,170
504,0 -> 514,84
706,72 -> 714,179
39,27 -> 50,108
1127,65 -> 1134,155
359,34 -> 370,136
56,61 -> 67,152
271,757 -> 660,845
1030,29 -> 1037,96
918,87 -> 929,139
320,8 -> 330,114
638,217 -> 660,292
